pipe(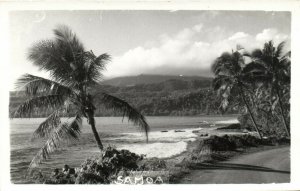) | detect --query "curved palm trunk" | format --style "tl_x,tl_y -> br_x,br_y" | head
240,88 -> 263,139
87,111 -> 104,151
276,88 -> 290,137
